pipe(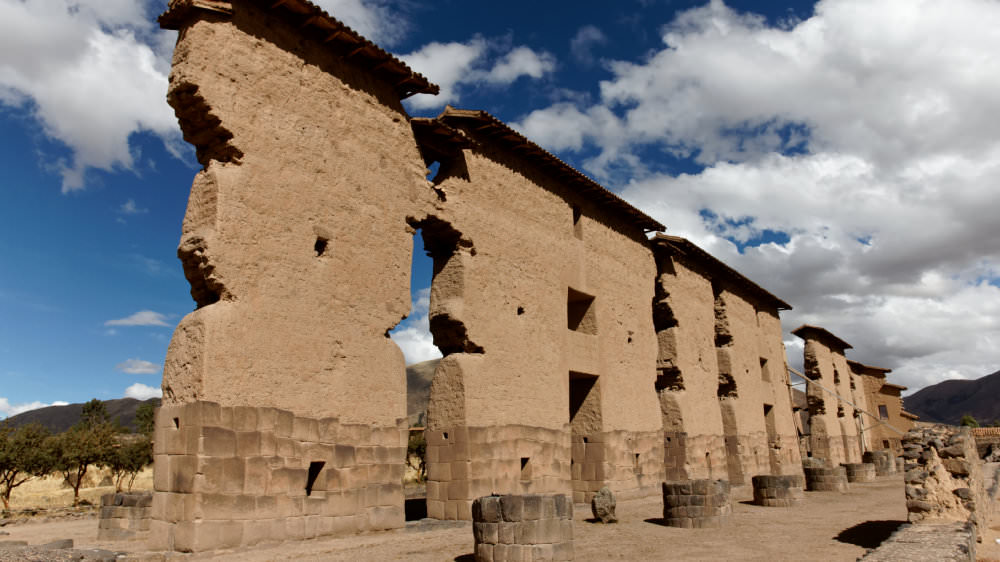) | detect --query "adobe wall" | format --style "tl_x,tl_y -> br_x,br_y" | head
754,309 -> 805,475
652,244 -> 801,485
652,254 -> 727,481
799,335 -> 863,466
154,0 -> 436,550
423,120 -> 664,512
853,365 -> 910,455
